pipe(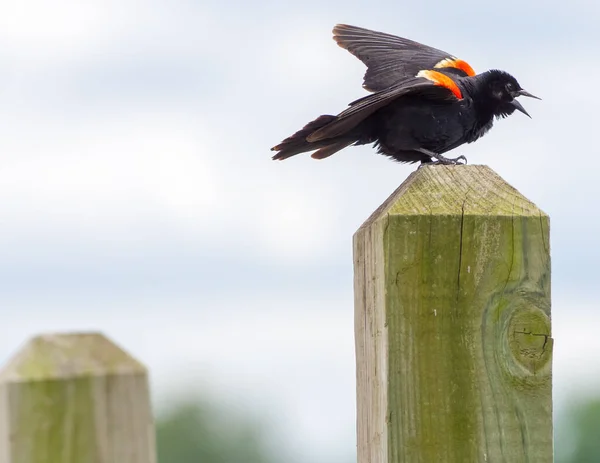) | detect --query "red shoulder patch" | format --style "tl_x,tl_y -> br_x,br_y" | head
417,70 -> 463,99
434,57 -> 476,77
